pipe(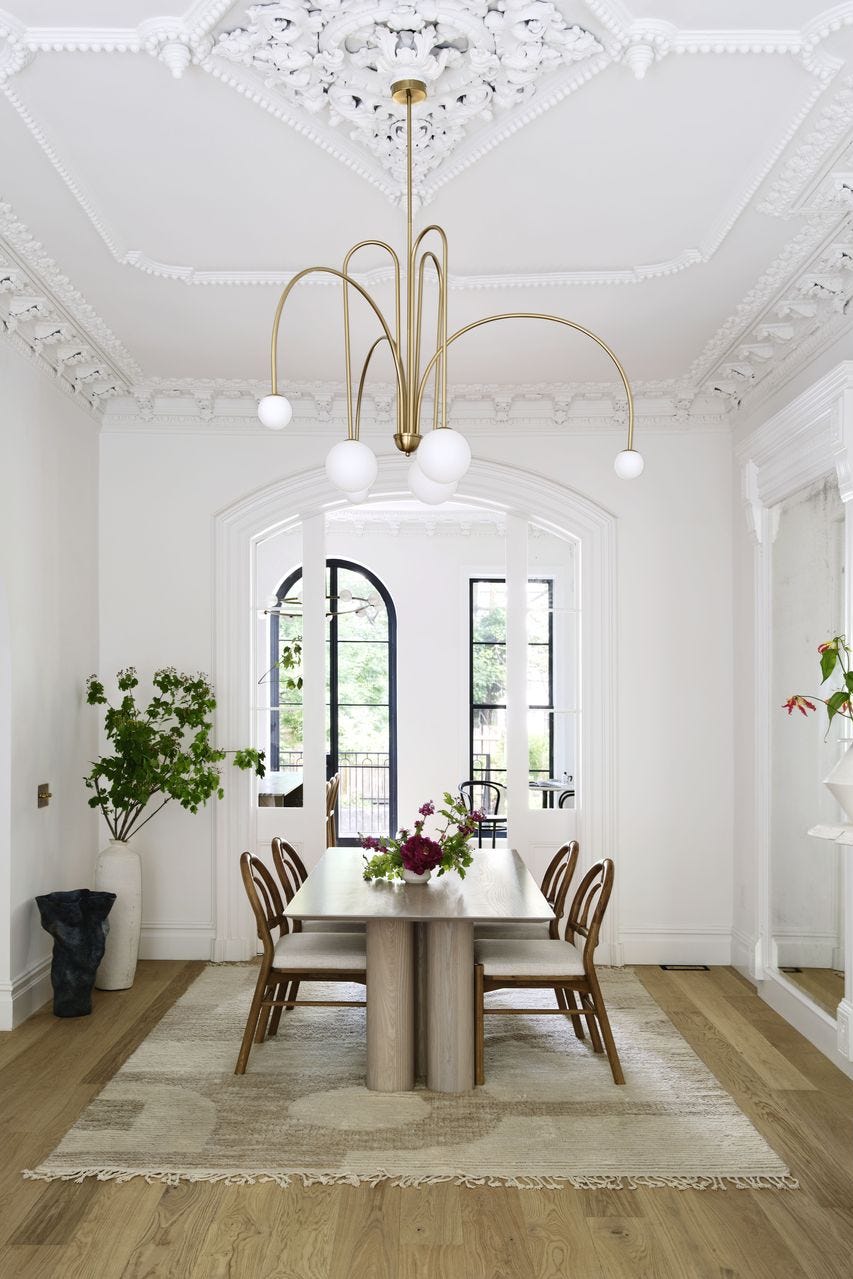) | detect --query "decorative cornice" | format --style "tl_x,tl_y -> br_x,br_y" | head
0,202 -> 138,408
758,77 -> 853,217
